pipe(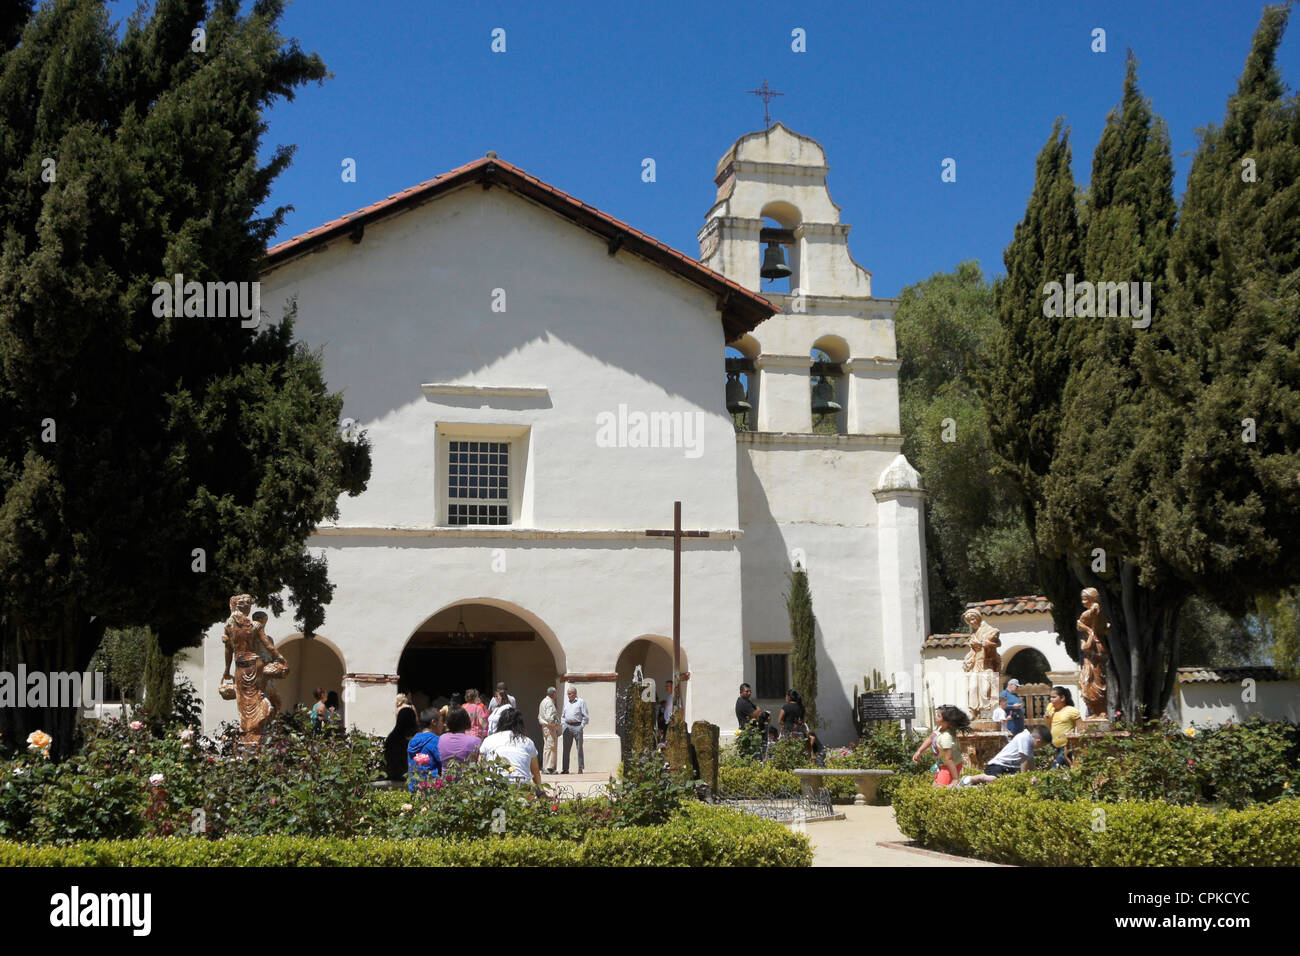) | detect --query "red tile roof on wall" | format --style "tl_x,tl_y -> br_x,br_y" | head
262,155 -> 777,341
923,634 -> 968,649
1177,666 -> 1287,684
964,596 -> 1053,616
